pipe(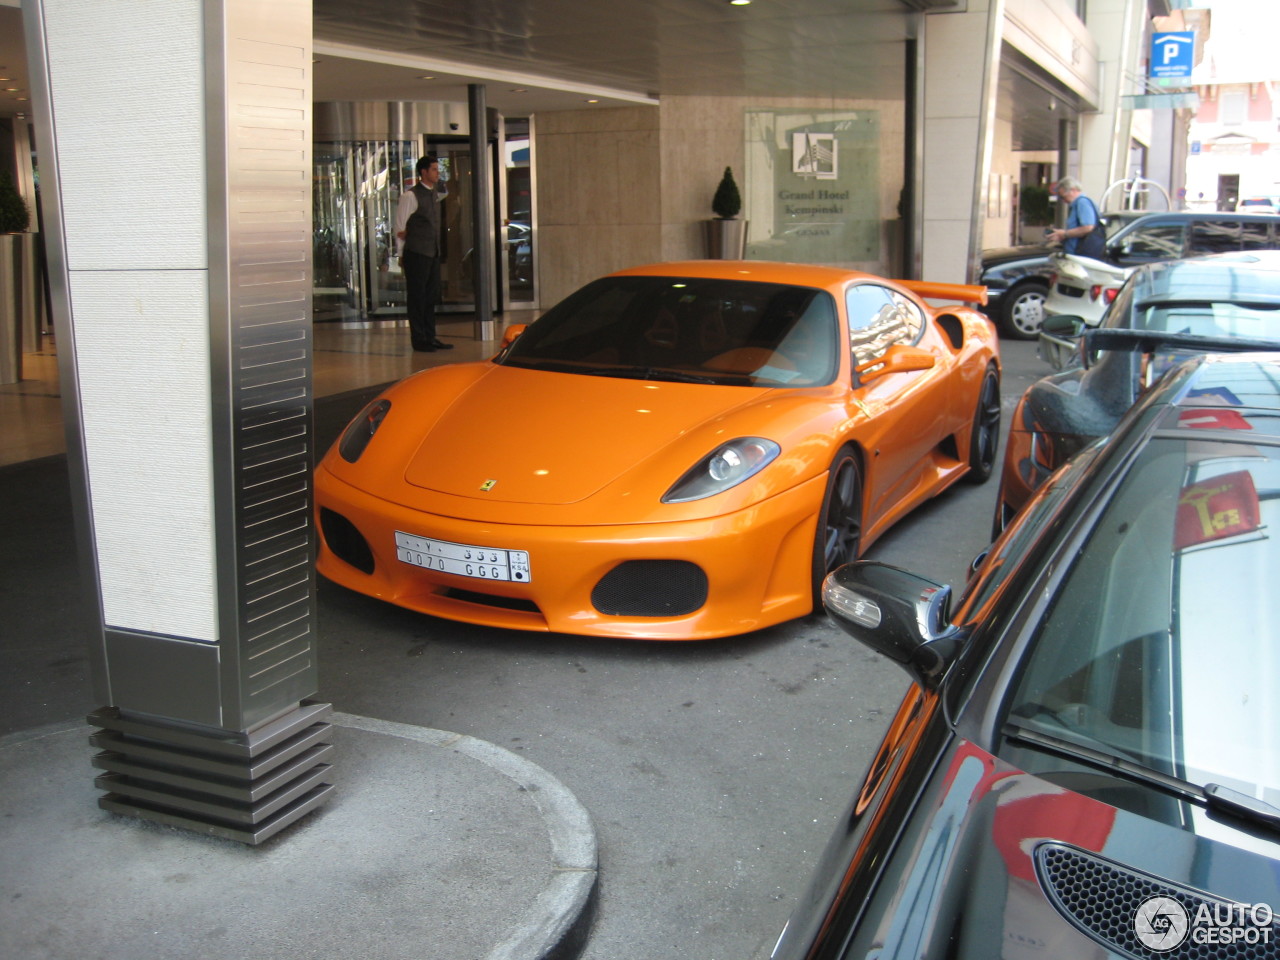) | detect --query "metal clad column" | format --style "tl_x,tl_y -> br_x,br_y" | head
24,0 -> 332,845
468,84 -> 496,340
